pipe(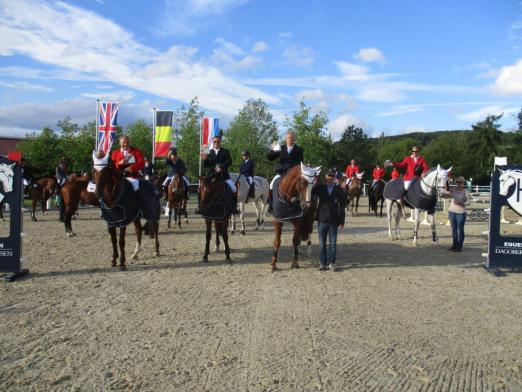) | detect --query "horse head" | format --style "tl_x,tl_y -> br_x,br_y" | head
299,163 -> 320,209
199,173 -> 225,212
498,169 -> 521,196
170,172 -> 185,197
0,163 -> 15,194
92,150 -> 120,204
421,164 -> 451,196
